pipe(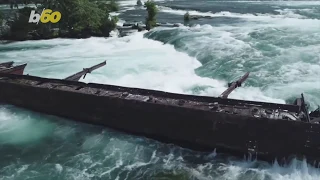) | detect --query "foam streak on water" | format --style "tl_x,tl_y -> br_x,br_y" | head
1,0 -> 320,180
